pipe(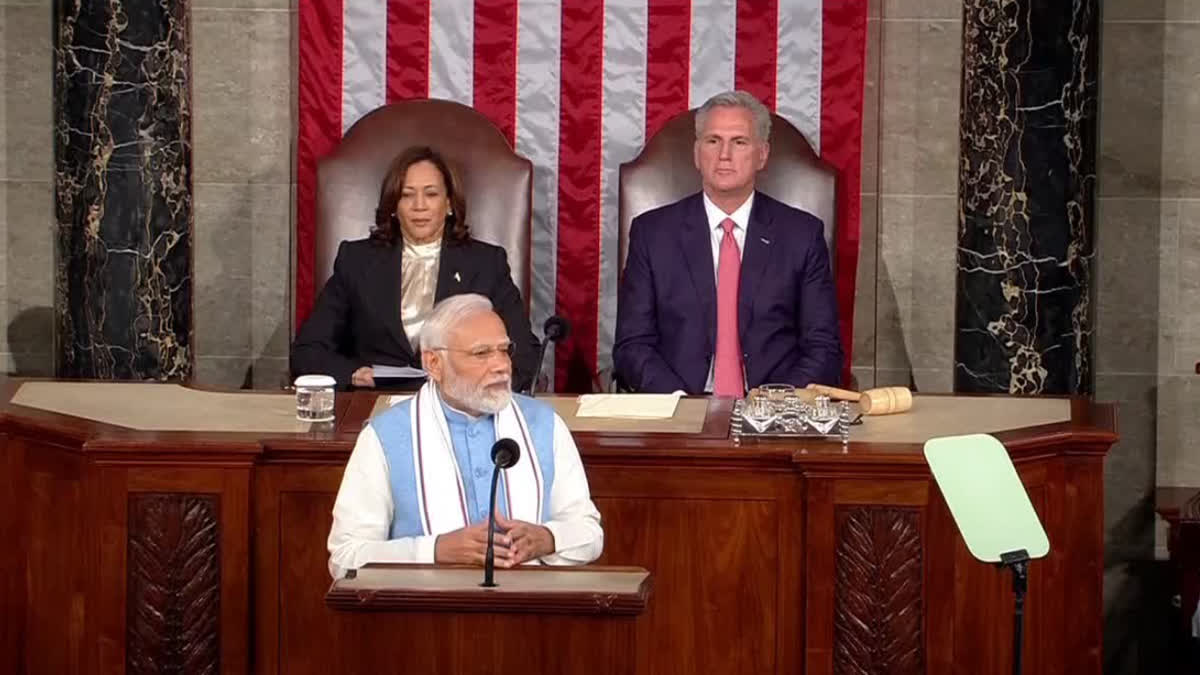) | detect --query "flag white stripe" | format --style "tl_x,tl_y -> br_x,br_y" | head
776,0 -> 824,152
597,0 -> 648,376
429,0 -> 474,105
341,0 -> 387,133
515,0 -> 563,388
688,0 -> 737,108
